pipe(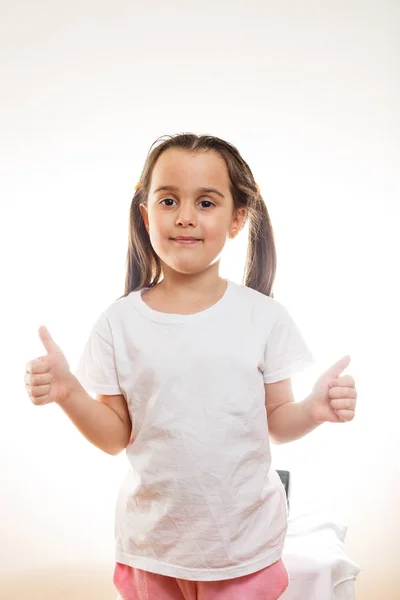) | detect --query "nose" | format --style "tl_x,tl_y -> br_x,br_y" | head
175,202 -> 197,227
